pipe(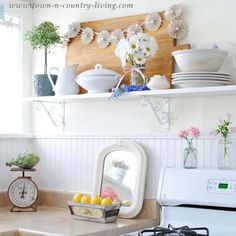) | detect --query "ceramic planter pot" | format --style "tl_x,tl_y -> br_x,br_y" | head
33,74 -> 57,96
